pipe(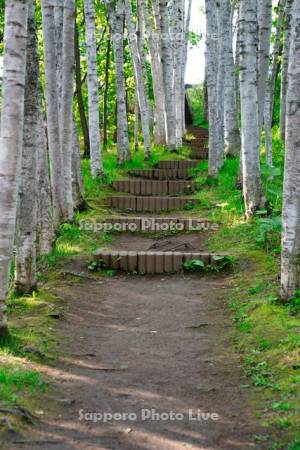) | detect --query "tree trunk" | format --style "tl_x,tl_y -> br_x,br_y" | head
61,0 -> 75,221
41,0 -> 65,226
281,0 -> 300,299
0,0 -> 29,337
124,0 -> 151,158
173,0 -> 185,148
106,0 -> 130,163
72,119 -> 86,210
205,0 -> 223,177
75,23 -> 90,158
239,0 -> 263,218
222,0 -> 241,157
182,0 -> 193,133
140,0 -> 167,145
37,114 -> 55,256
280,0 -> 293,141
84,0 -> 104,178
103,32 -> 111,148
15,1 -> 39,295
270,0 -> 285,121
257,0 -> 273,132
159,0 -> 176,150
